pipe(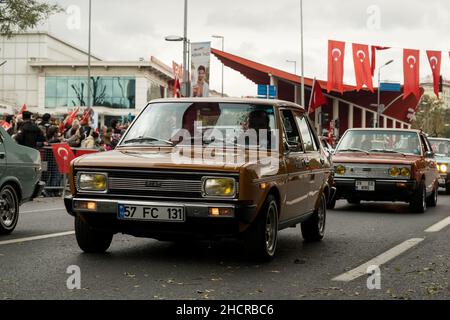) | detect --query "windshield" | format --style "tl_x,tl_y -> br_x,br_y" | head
337,130 -> 421,155
429,139 -> 450,157
120,102 -> 277,150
